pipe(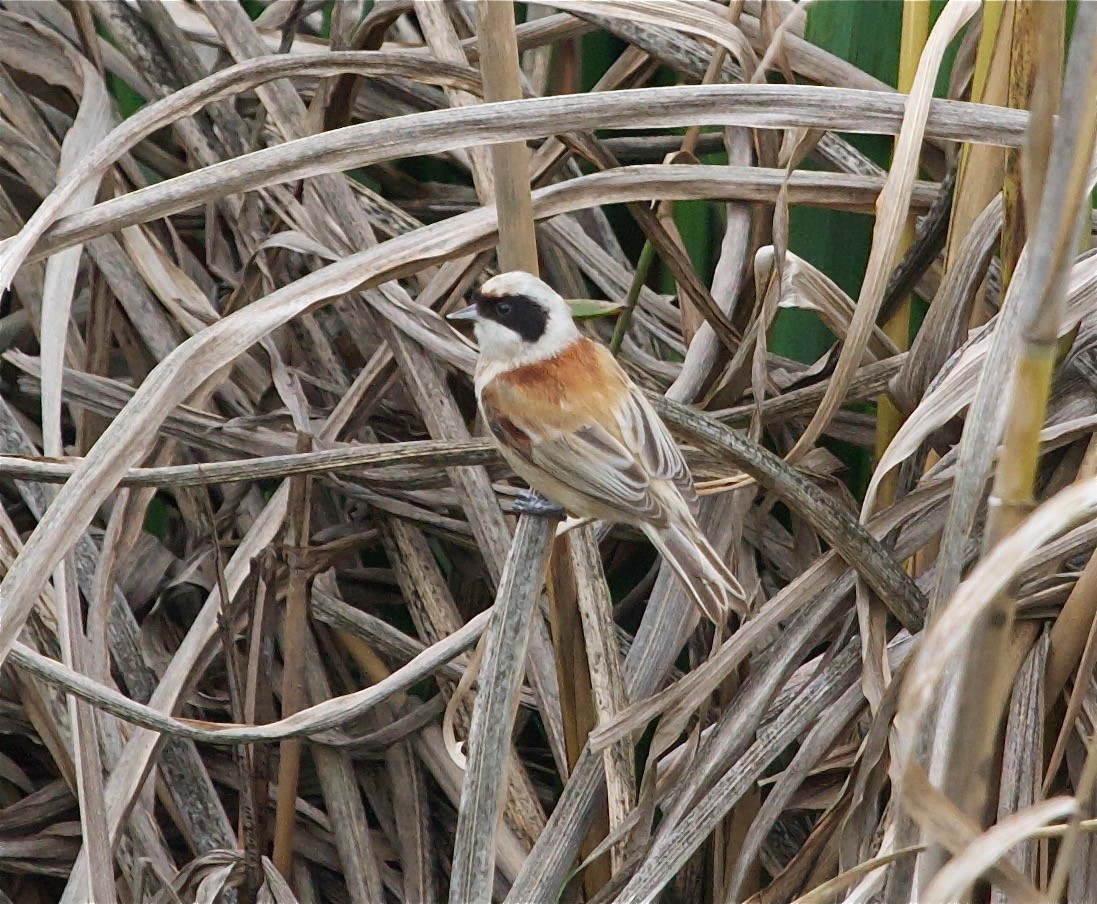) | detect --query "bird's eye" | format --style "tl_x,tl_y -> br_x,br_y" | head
496,302 -> 511,316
